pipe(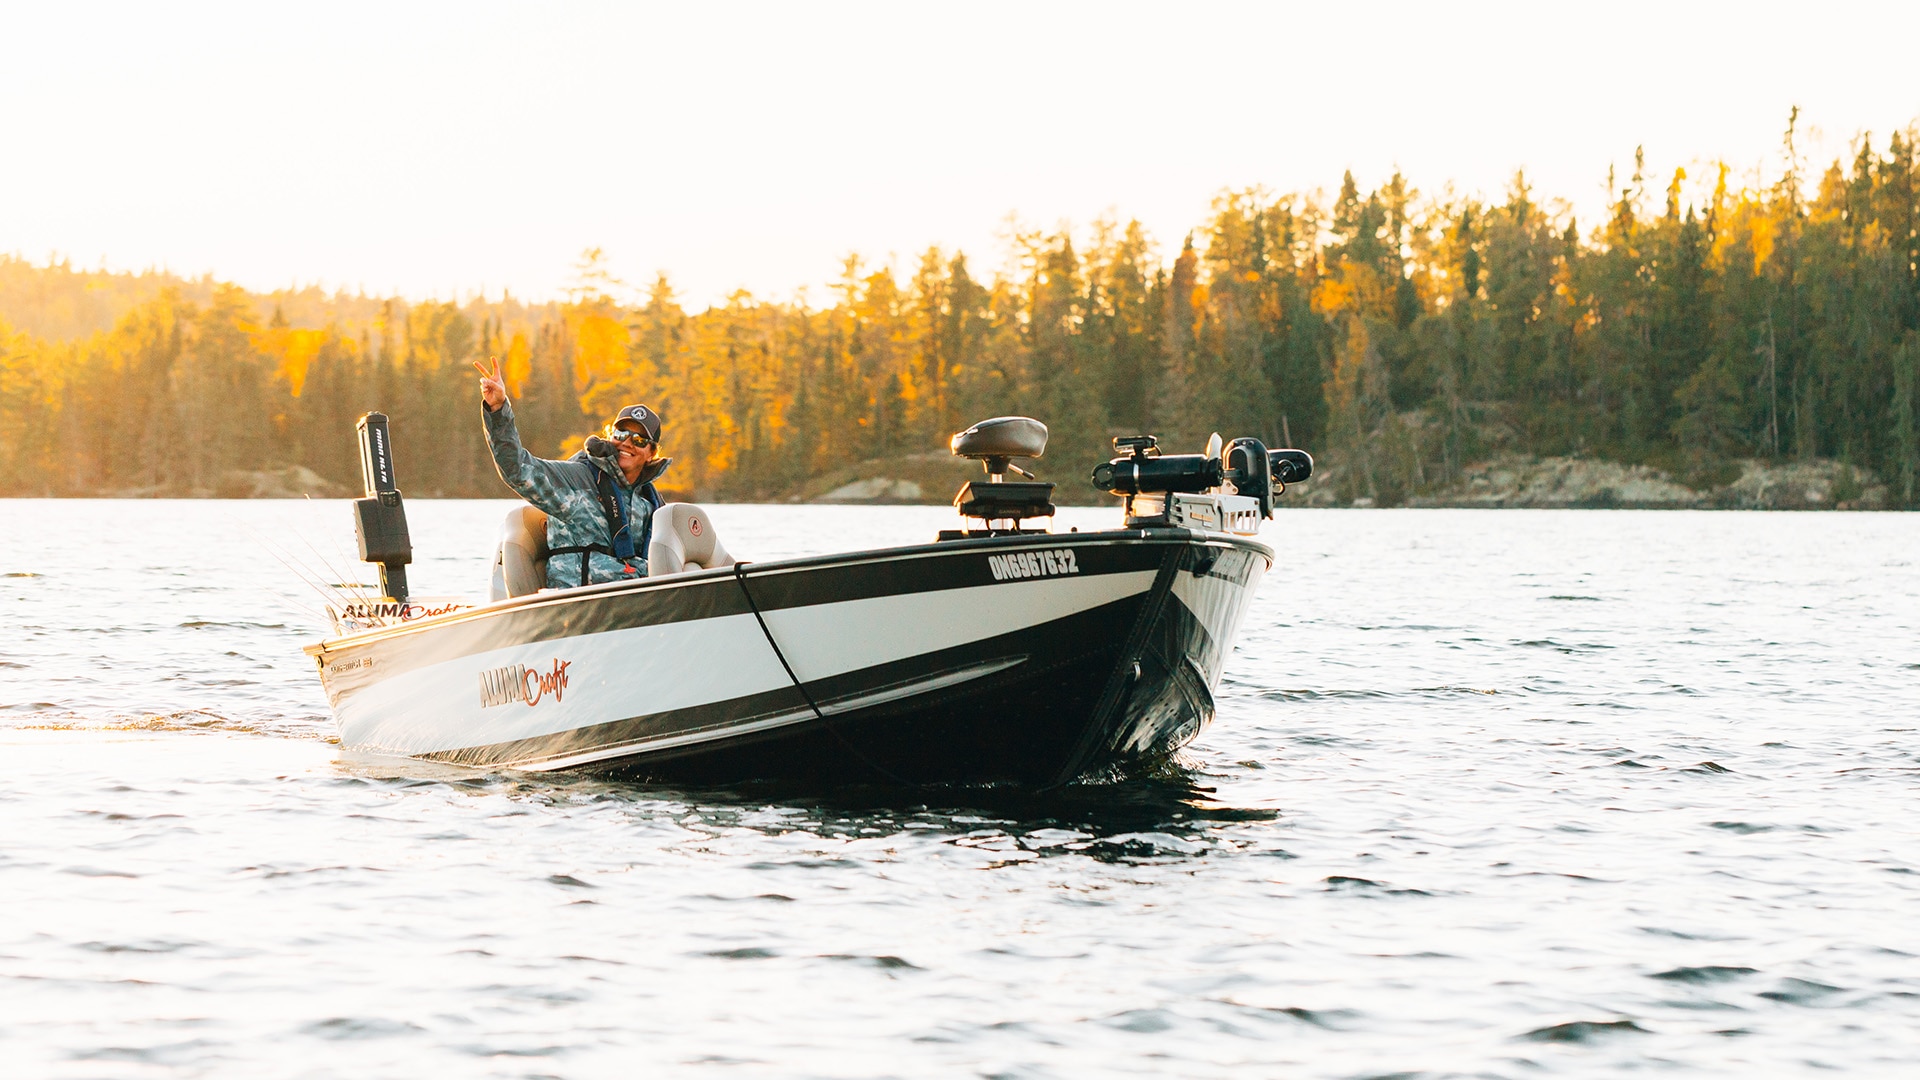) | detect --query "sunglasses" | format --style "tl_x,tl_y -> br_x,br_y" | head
609,430 -> 655,448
